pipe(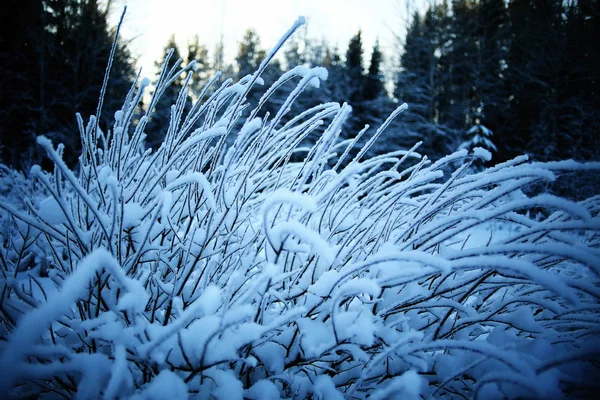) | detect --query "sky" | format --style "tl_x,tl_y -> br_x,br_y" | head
107,0 -> 424,78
